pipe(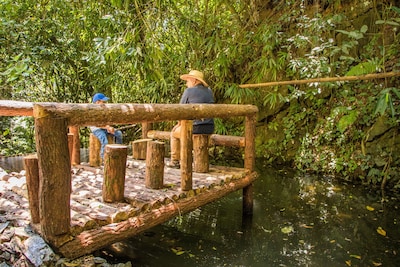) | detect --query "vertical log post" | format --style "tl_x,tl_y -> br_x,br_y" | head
132,138 -> 152,160
89,133 -> 101,167
23,154 -> 40,224
180,120 -> 193,191
102,144 -> 128,203
141,122 -> 152,138
193,134 -> 210,173
34,113 -> 71,243
145,141 -> 165,189
67,133 -> 74,166
243,114 -> 257,216
68,126 -> 81,165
